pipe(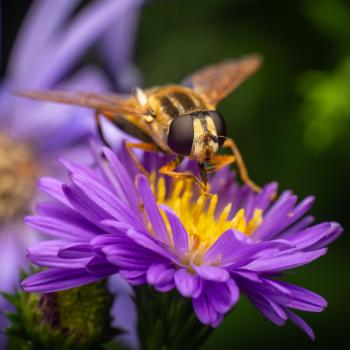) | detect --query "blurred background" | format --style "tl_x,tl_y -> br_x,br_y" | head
2,0 -> 349,349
